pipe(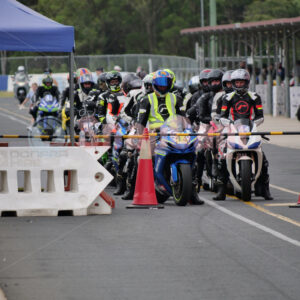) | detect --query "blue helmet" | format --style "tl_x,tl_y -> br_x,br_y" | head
152,70 -> 173,96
